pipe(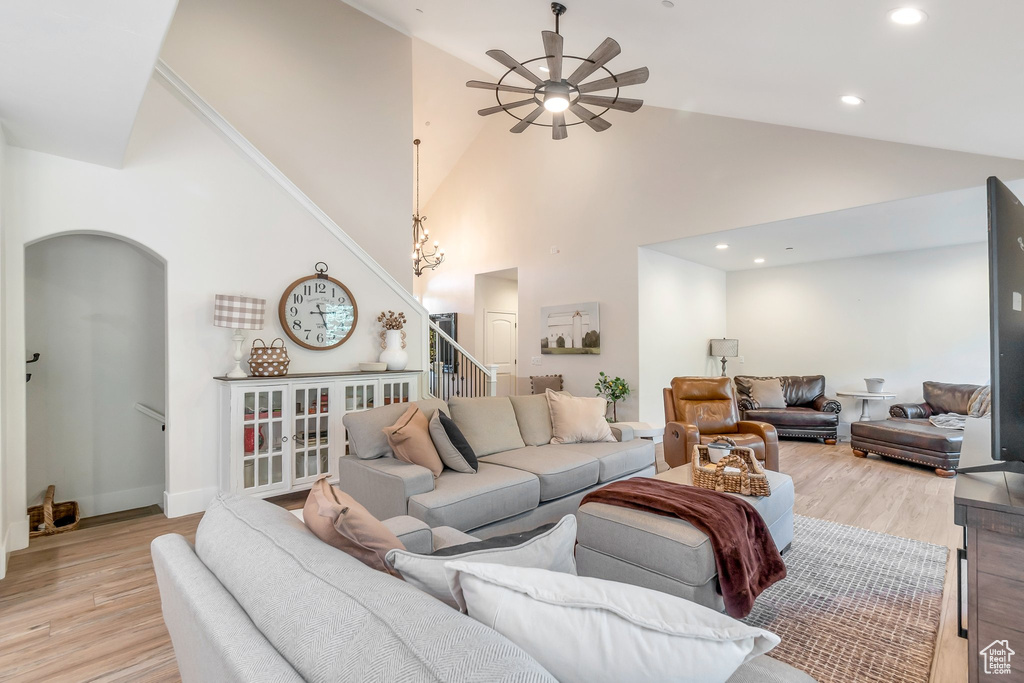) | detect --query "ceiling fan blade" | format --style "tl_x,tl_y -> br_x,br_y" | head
569,103 -> 611,132
552,111 -> 567,140
477,98 -> 537,117
566,37 -> 621,85
466,80 -> 537,95
487,49 -> 544,86
511,105 -> 545,133
577,67 -> 650,94
542,30 -> 563,82
577,94 -> 644,113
